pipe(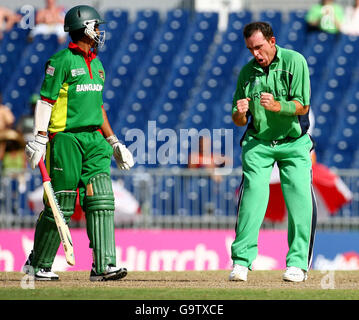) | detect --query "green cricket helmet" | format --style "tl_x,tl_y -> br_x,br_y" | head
64,5 -> 106,47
